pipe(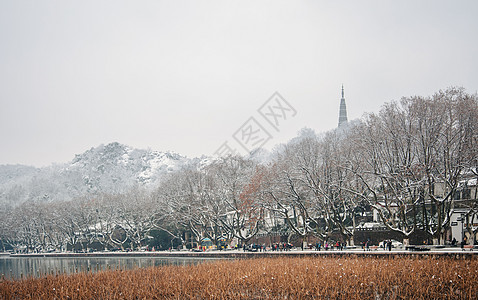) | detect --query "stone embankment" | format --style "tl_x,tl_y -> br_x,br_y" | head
9,247 -> 476,259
